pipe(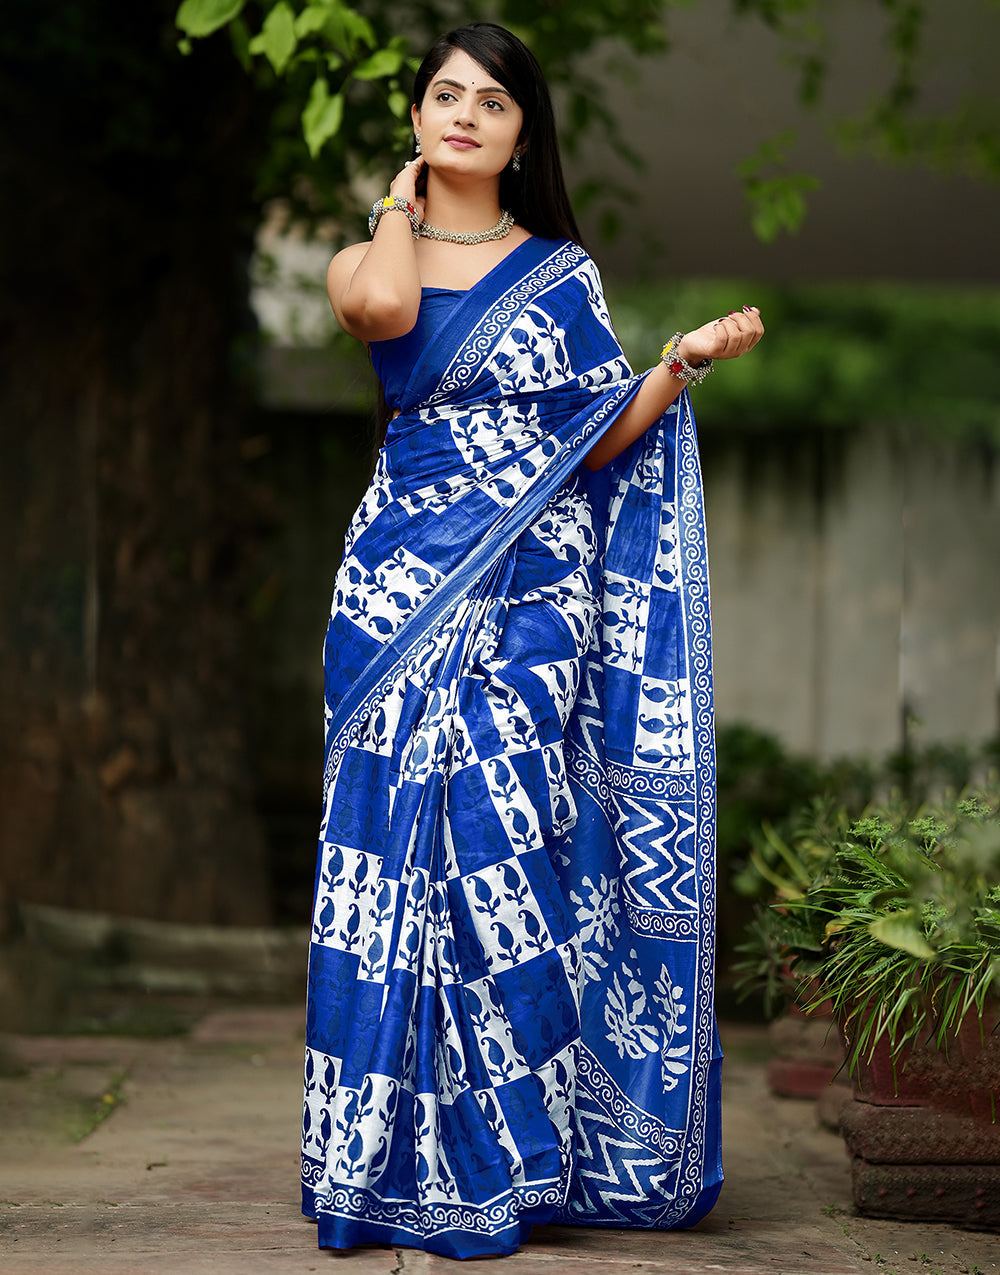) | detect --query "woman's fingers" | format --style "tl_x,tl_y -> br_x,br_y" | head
710,308 -> 763,359
388,155 -> 425,200
678,307 -> 763,364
